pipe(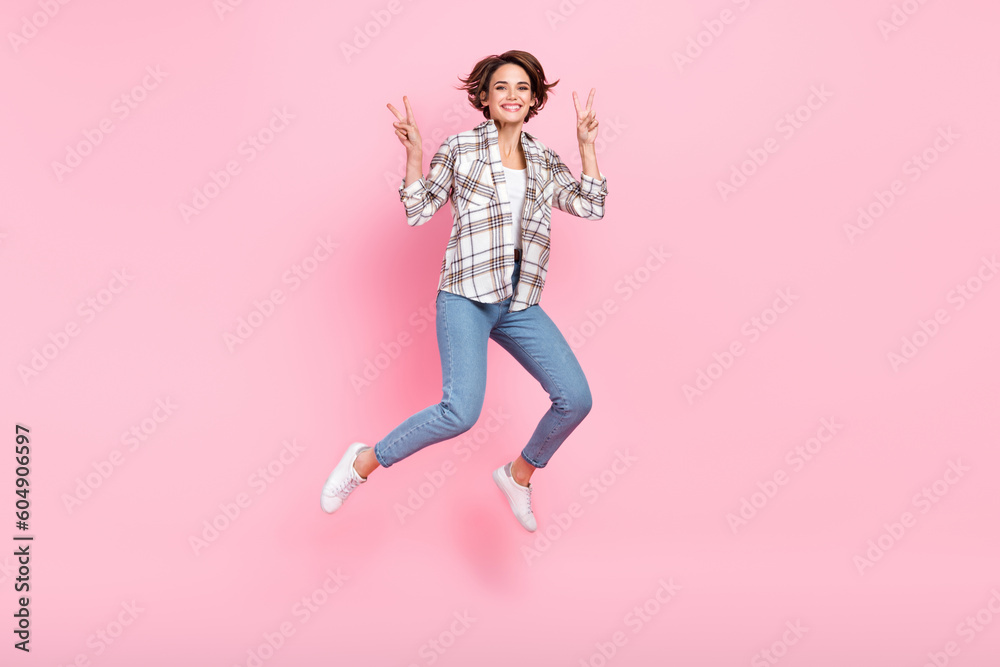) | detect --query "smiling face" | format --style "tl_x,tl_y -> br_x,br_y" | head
480,63 -> 536,126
